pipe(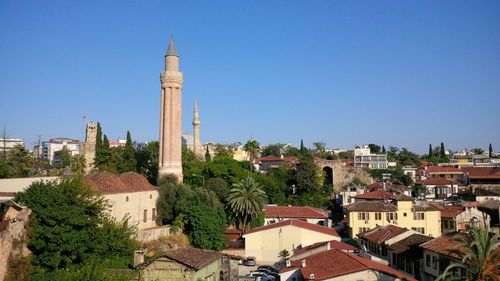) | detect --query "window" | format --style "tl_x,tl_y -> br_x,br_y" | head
386,212 -> 397,221
152,208 -> 156,221
125,196 -> 129,202
358,212 -> 370,221
359,227 -> 369,234
426,254 -> 431,267
143,209 -> 147,222
375,213 -> 382,220
432,255 -> 438,270
412,227 -> 425,234
150,194 -> 153,199
413,212 -> 425,220
392,253 -> 397,266
403,212 -> 407,217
